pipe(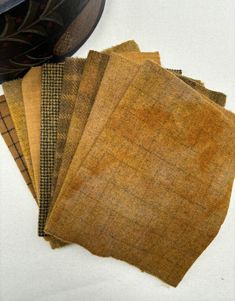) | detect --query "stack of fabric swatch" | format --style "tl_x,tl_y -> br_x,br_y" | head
1,40 -> 234,287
